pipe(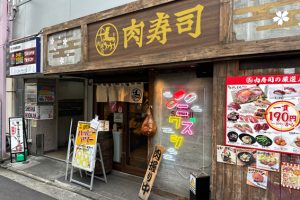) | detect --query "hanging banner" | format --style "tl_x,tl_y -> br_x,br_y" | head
138,144 -> 165,200
281,162 -> 300,190
9,117 -> 25,153
72,121 -> 98,172
226,74 -> 300,155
